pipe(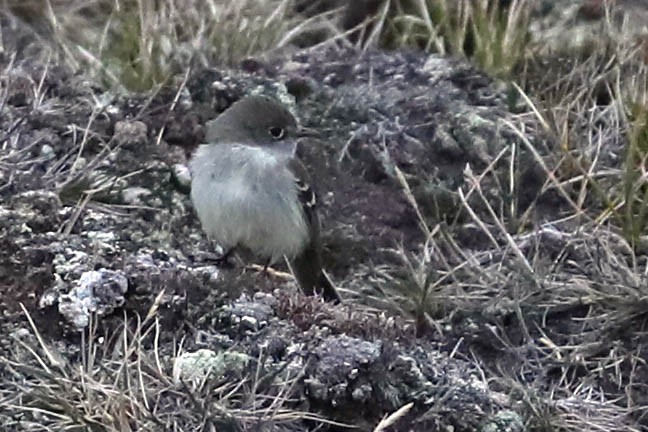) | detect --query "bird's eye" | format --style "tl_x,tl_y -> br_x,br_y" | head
268,126 -> 285,140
